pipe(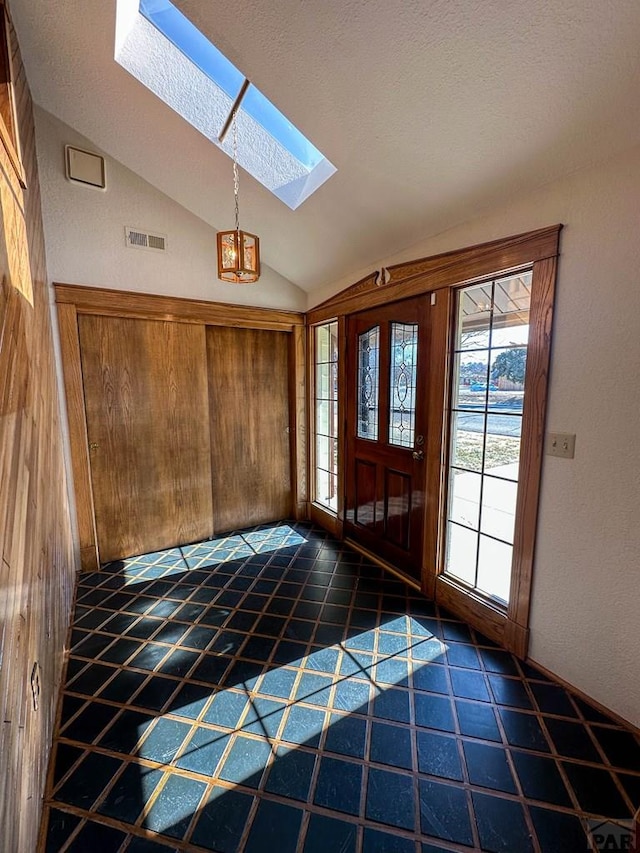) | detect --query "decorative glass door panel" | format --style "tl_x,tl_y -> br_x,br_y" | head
389,322 -> 418,447
345,298 -> 429,581
357,326 -> 380,440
